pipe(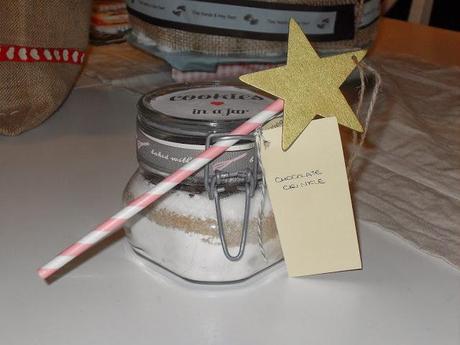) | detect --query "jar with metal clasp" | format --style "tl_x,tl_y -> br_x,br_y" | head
123,82 -> 283,283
